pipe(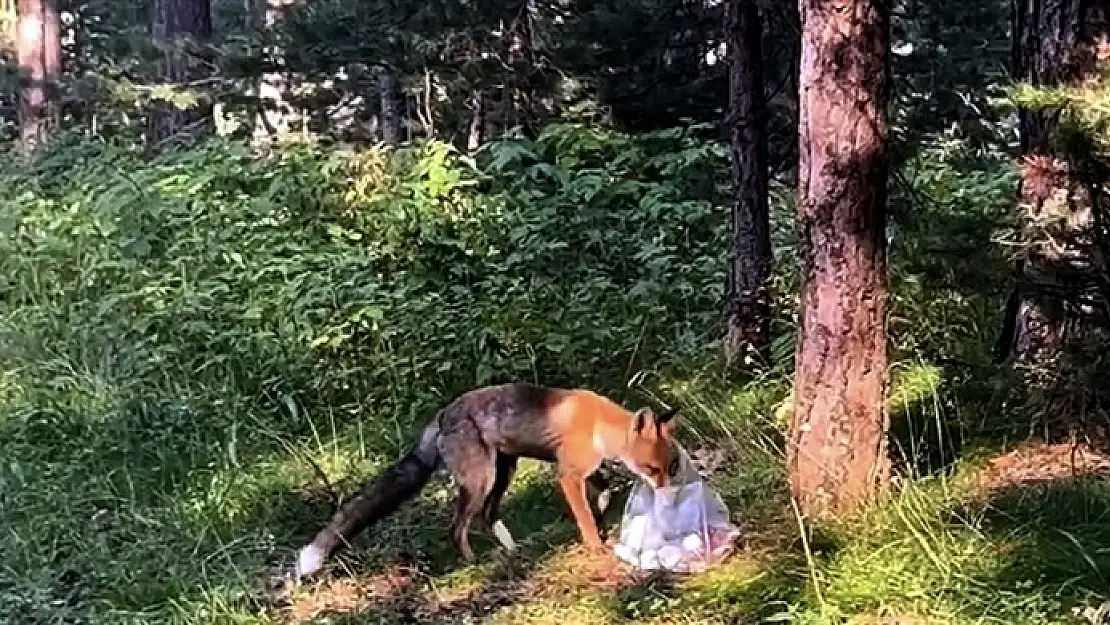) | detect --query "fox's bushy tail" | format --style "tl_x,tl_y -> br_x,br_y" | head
296,420 -> 442,578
